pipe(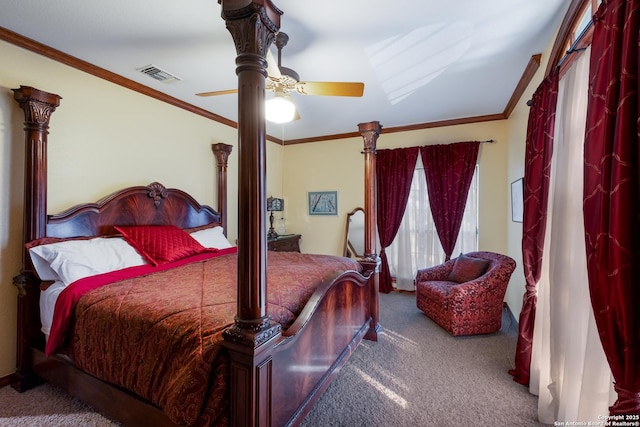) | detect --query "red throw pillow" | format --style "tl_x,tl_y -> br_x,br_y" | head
447,253 -> 490,283
115,225 -> 210,266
